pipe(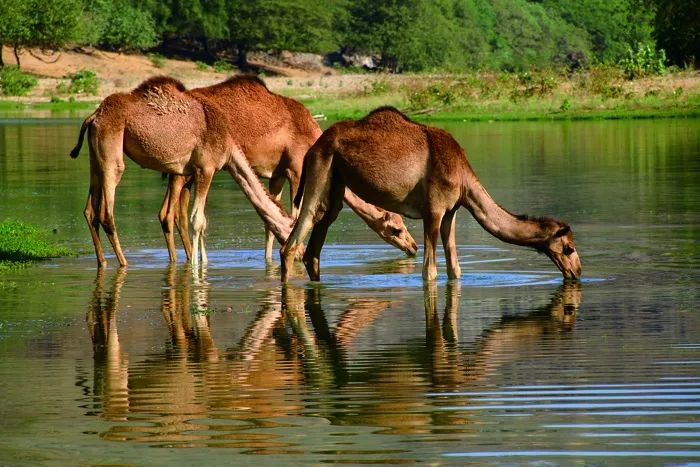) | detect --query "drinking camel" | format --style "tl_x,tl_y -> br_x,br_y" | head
281,107 -> 581,282
70,76 -> 416,268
